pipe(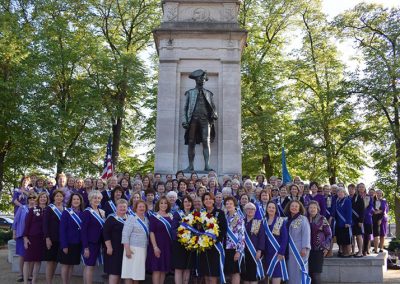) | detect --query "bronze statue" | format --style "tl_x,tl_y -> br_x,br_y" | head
182,69 -> 217,172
